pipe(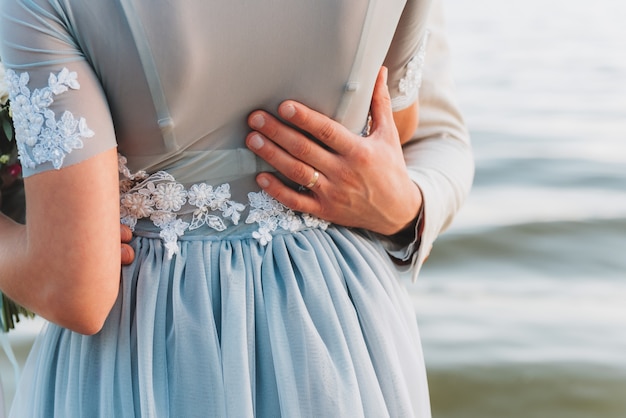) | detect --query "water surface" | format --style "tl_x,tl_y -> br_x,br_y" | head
412,0 -> 626,416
